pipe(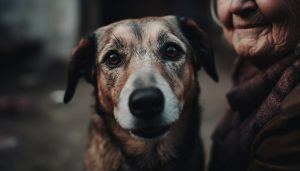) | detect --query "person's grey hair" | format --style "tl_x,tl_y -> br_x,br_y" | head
210,0 -> 222,27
